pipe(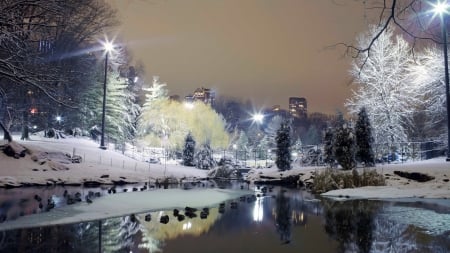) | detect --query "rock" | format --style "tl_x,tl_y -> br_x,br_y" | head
160,215 -> 169,224
393,171 -> 435,182
200,211 -> 208,219
71,155 -> 82,163
83,181 -> 102,187
3,142 -> 27,158
145,214 -> 151,222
